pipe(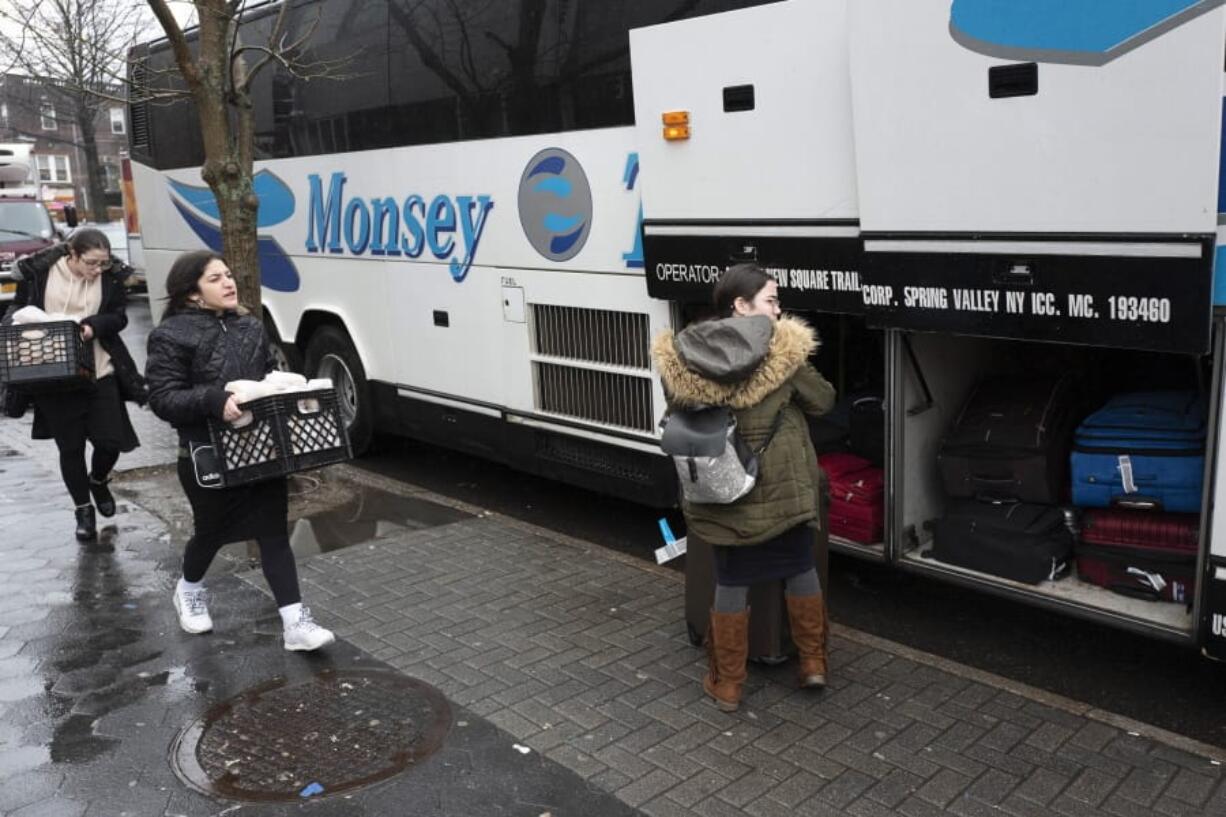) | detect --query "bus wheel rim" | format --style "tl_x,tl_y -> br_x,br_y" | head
319,353 -> 358,427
